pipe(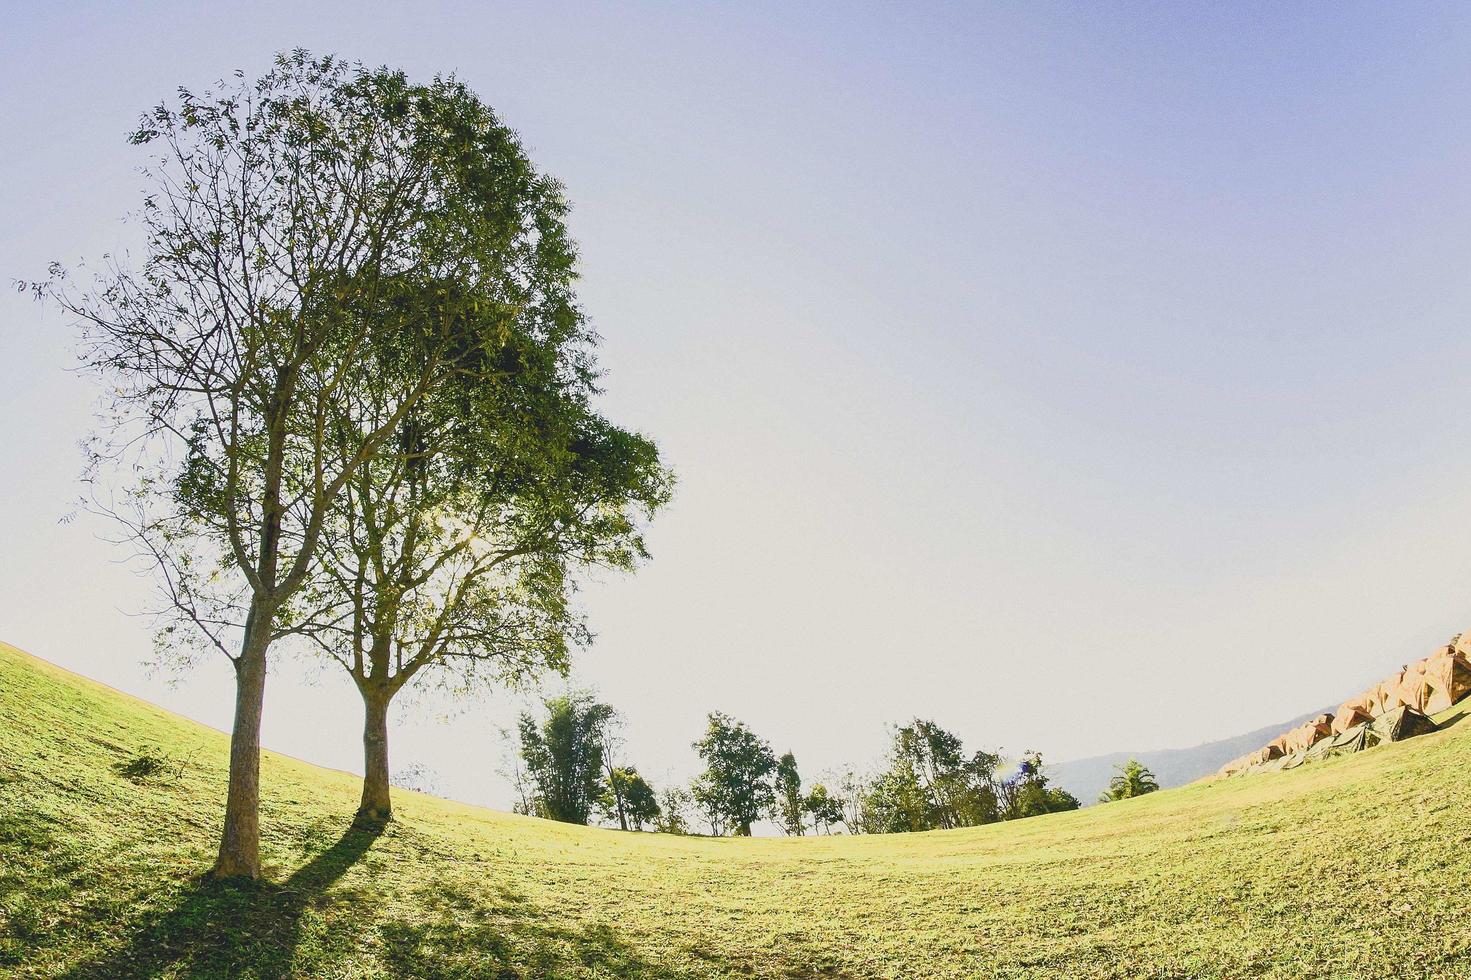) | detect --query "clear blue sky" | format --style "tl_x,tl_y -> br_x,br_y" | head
5,1 -> 1471,811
